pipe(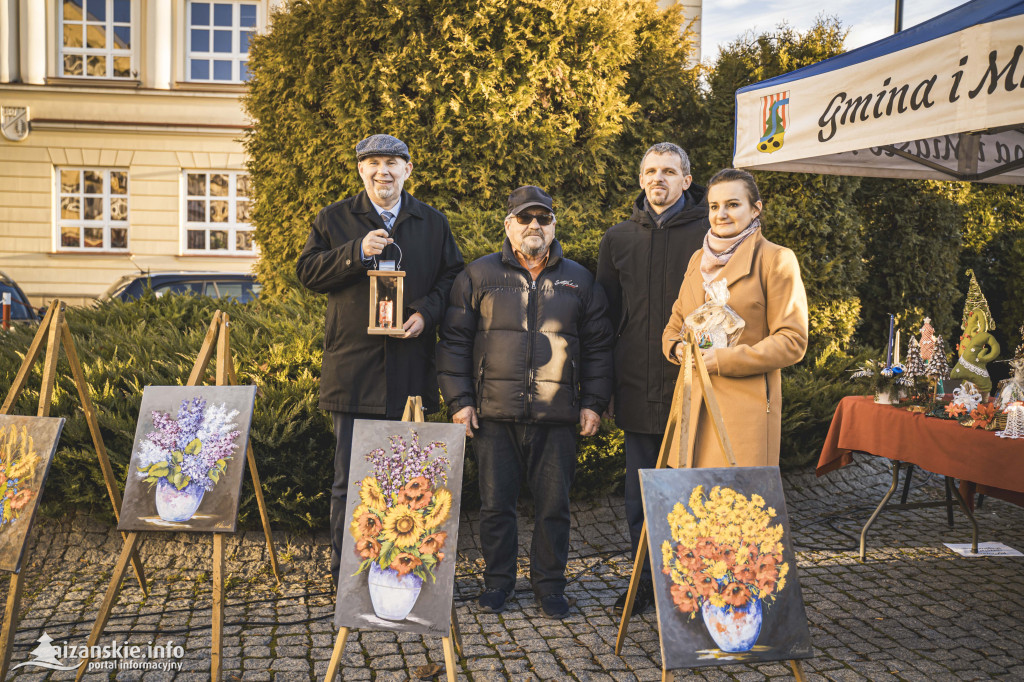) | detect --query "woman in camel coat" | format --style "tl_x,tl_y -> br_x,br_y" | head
662,169 -> 808,468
